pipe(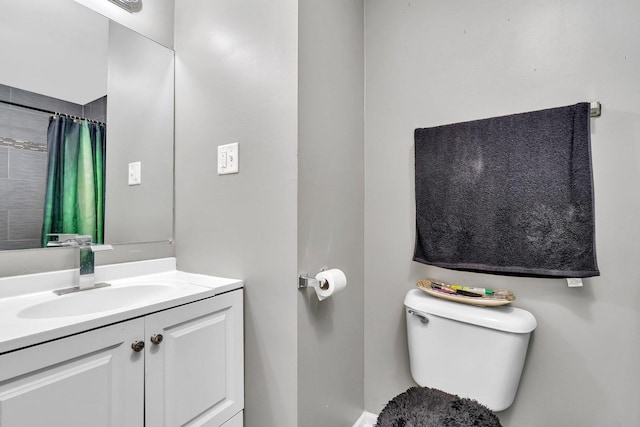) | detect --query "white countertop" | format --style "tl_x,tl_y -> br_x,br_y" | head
0,258 -> 243,354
